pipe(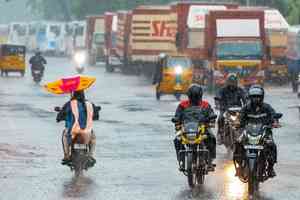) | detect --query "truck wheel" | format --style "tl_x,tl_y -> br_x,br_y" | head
105,64 -> 114,73
175,93 -> 181,101
156,88 -> 161,101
